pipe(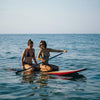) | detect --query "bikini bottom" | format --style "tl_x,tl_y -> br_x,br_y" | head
23,62 -> 40,71
23,62 -> 33,66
